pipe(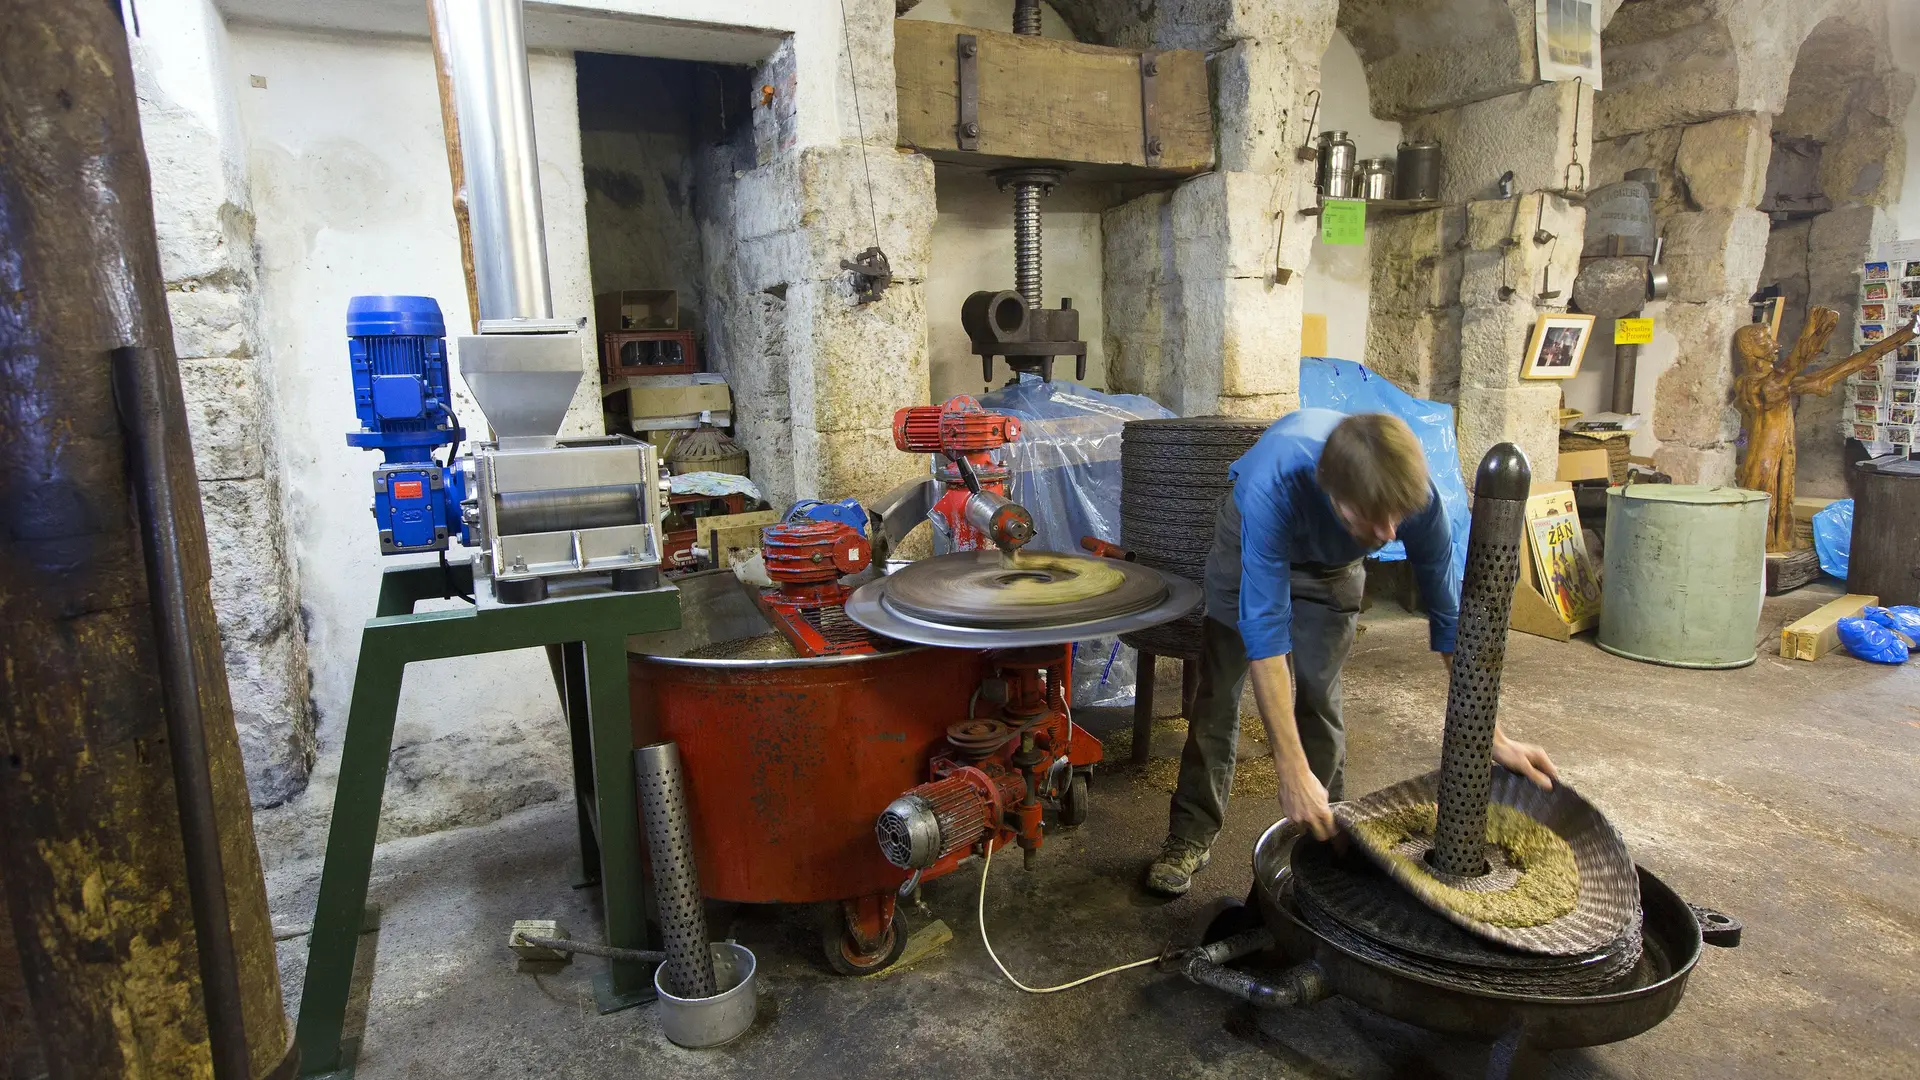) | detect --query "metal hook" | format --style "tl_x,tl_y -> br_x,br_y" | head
1532,195 -> 1556,245
1537,266 -> 1562,302
1295,90 -> 1322,161
1563,76 -> 1587,194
